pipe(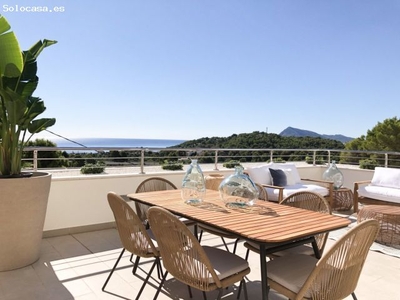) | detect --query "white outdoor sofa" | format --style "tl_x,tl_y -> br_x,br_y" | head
353,167 -> 400,212
245,162 -> 333,205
